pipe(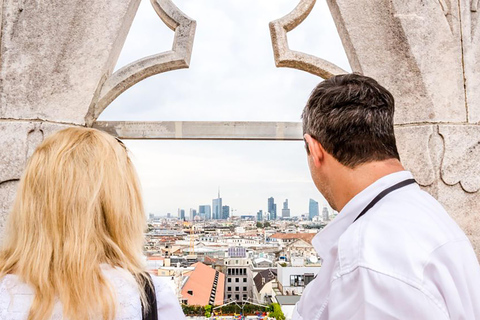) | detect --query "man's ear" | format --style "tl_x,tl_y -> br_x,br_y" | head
304,134 -> 325,168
